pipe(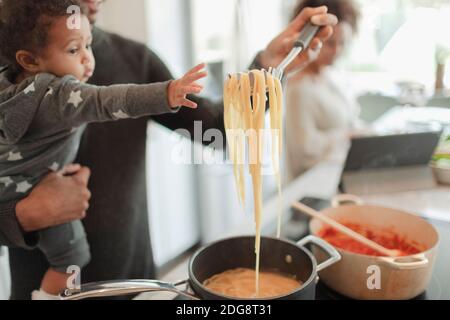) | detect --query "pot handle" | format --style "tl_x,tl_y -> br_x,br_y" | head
379,254 -> 429,270
59,279 -> 199,300
297,235 -> 341,272
331,194 -> 364,208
